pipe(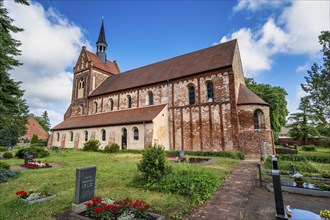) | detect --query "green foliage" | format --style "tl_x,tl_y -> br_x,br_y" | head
301,31 -> 330,131
245,78 -> 288,142
104,143 -> 120,153
277,154 -> 330,164
265,156 -> 318,173
0,168 -> 18,183
141,170 -> 219,204
137,144 -> 173,183
0,147 -> 6,152
301,145 -> 316,151
321,171 -> 330,179
83,140 -> 100,152
30,134 -> 39,144
15,147 -> 49,159
165,150 -> 245,160
0,0 -> 30,147
0,161 -> 10,170
3,152 -> 13,159
31,111 -> 51,132
275,148 -> 298,154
